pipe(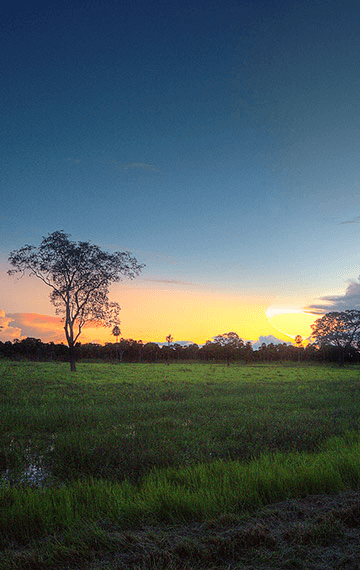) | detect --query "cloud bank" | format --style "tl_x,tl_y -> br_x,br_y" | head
0,310 -> 22,341
0,312 -> 118,345
305,277 -> 360,315
2,313 -> 64,343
